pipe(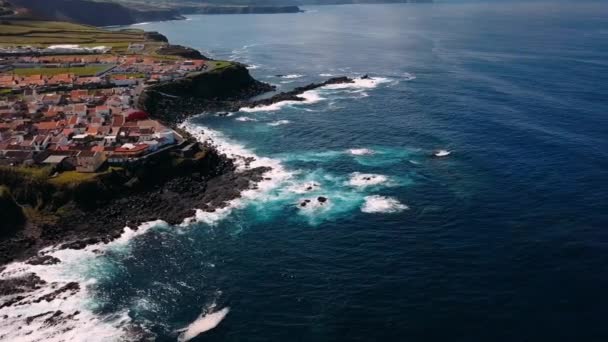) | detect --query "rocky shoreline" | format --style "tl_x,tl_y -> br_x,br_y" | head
0,69 -> 360,329
139,69 -> 356,124
1,63 -> 356,266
